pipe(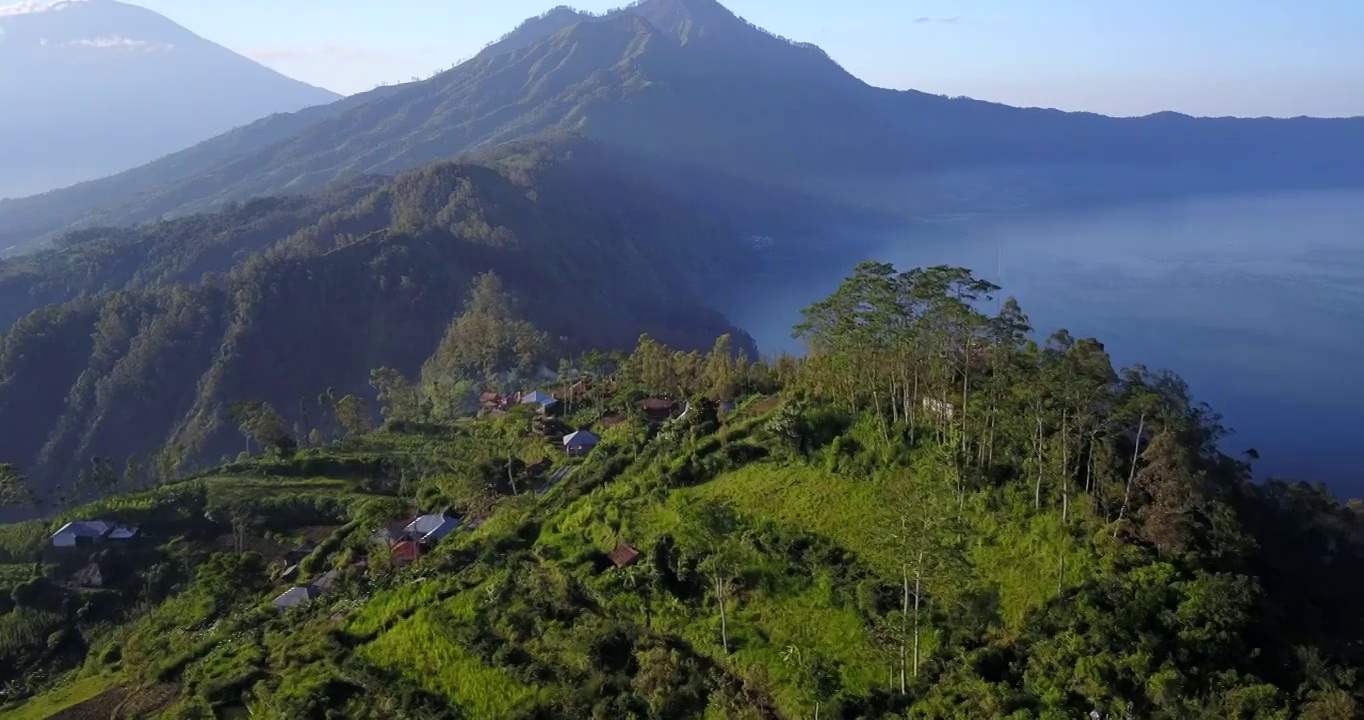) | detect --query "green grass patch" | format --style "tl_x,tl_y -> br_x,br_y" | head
685,459 -> 1093,633
0,607 -> 65,659
0,522 -> 46,563
0,563 -> 35,585
345,576 -> 467,637
688,463 -> 901,576
728,578 -> 890,710
1,674 -> 115,720
360,607 -> 537,717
